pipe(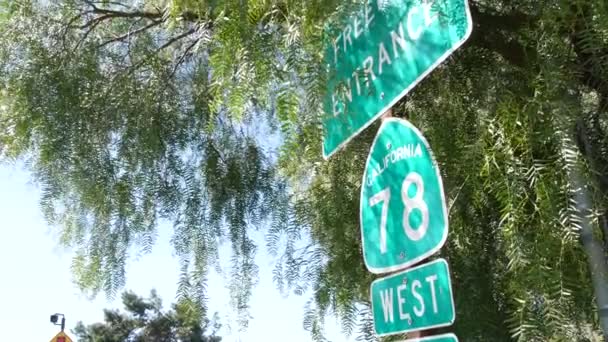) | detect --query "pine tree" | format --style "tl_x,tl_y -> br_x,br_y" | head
73,290 -> 222,342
